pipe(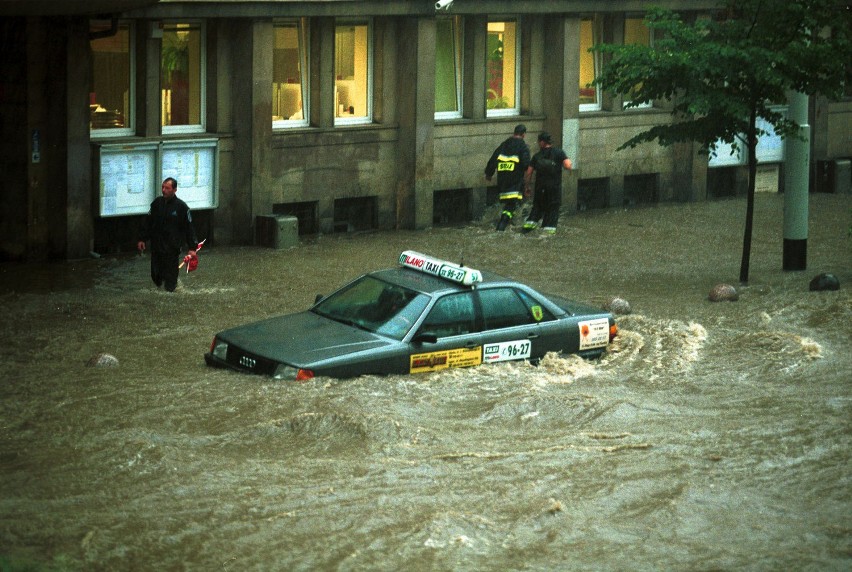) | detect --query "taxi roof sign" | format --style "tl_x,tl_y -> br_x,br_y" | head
398,250 -> 483,286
